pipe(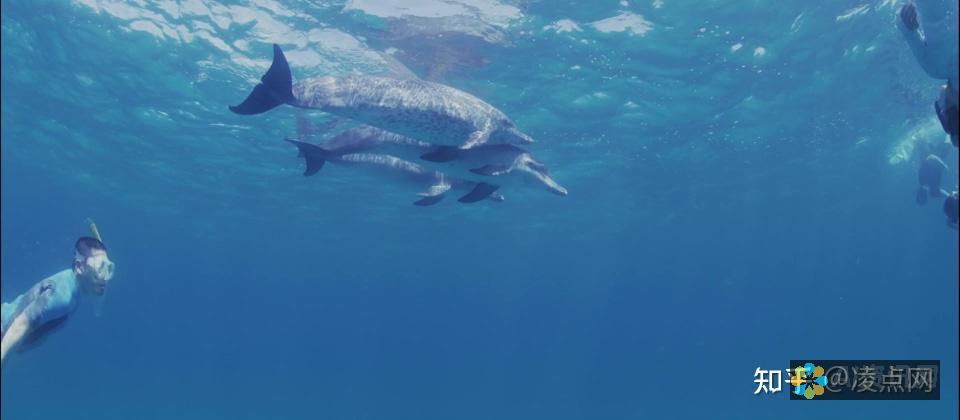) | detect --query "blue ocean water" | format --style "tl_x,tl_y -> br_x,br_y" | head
1,0 -> 957,419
